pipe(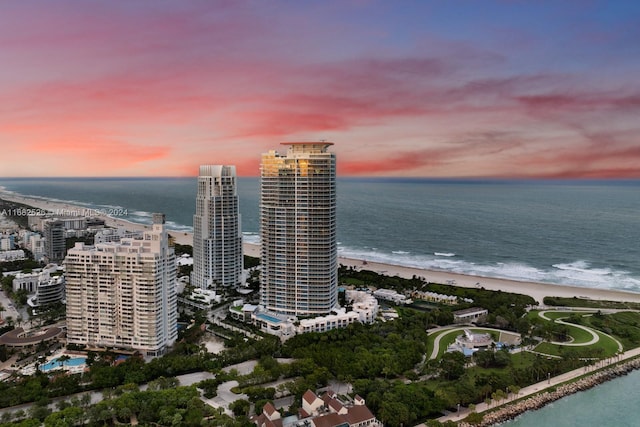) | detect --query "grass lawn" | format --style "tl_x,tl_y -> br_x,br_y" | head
510,351 -> 539,369
593,330 -> 622,355
541,311 -> 596,321
543,296 -> 640,310
429,328 -> 499,360
533,342 -> 563,356
578,311 -> 640,351
561,323 -> 597,344
341,278 -> 365,286
533,330 -> 620,358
